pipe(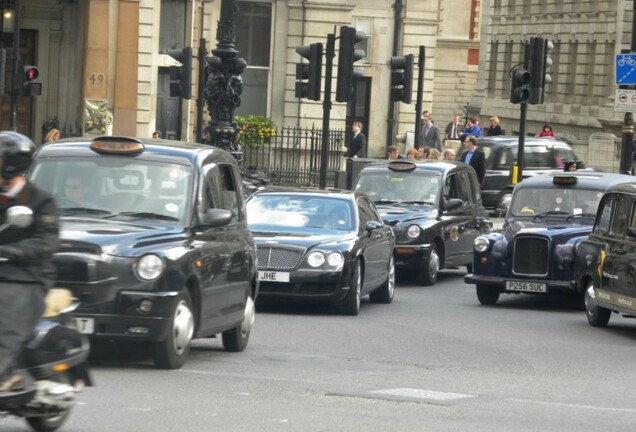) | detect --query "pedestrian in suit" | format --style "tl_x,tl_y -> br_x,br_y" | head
345,121 -> 366,158
460,136 -> 486,185
444,114 -> 465,140
420,113 -> 443,151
